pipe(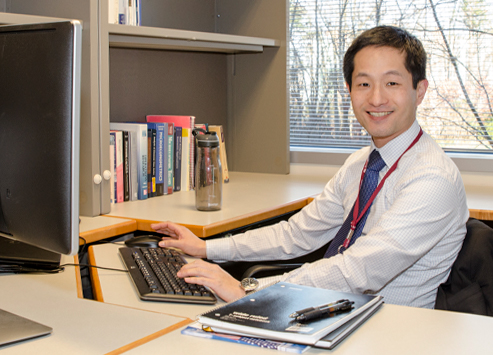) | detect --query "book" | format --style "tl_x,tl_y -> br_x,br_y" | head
181,128 -> 191,191
122,131 -> 130,201
182,322 -> 310,353
146,115 -> 196,190
165,123 -> 174,194
208,125 -> 230,183
313,300 -> 382,349
197,282 -> 383,346
188,300 -> 383,351
109,132 -> 116,204
153,123 -> 166,196
174,126 -> 182,192
118,0 -> 127,24
111,130 -> 124,203
146,126 -> 156,197
110,122 -> 148,200
126,128 -> 138,201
